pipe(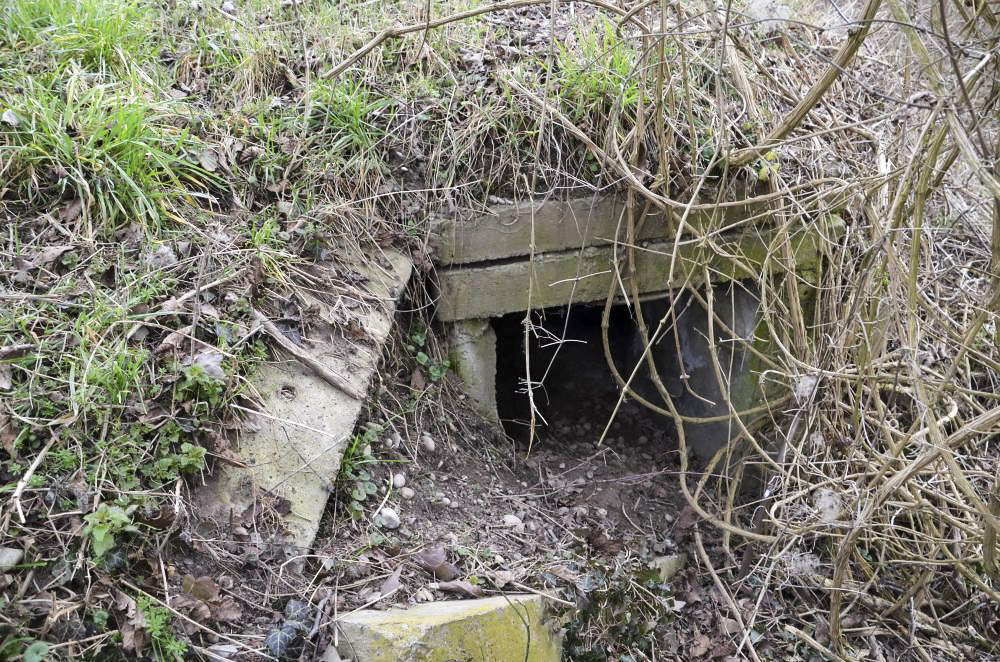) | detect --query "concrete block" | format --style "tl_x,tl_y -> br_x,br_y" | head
195,251 -> 412,551
446,319 -> 499,424
332,595 -> 561,662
